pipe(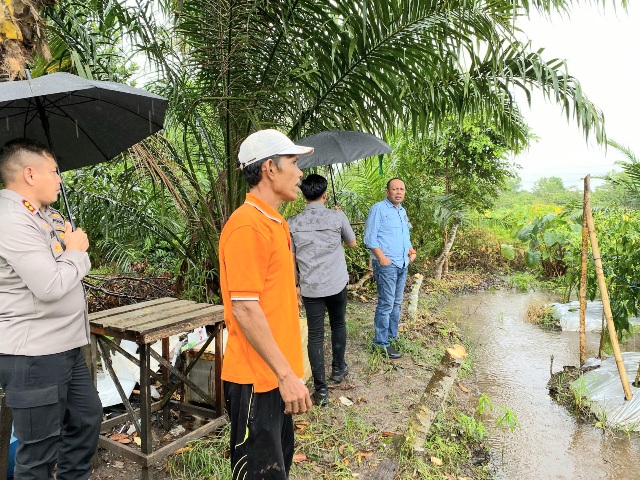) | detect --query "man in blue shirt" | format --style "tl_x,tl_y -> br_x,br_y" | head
364,178 -> 416,359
